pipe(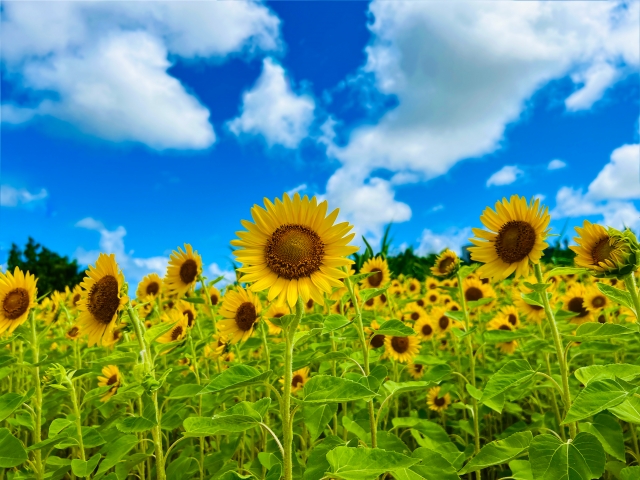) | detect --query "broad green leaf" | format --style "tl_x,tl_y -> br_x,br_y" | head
304,436 -> 346,480
384,381 -> 433,396
0,390 -> 32,422
529,432 -> 605,480
49,418 -> 73,436
293,327 -> 323,346
392,418 -> 450,446
521,292 -> 544,308
302,375 -> 377,403
575,364 -> 640,385
563,378 -> 638,424
375,320 -> 415,336
71,453 -> 100,478
145,321 -> 175,344
596,283 -> 636,314
96,434 -> 138,475
621,466 -> 640,480
81,426 -> 106,448
411,448 -> 460,480
509,460 -> 533,480
183,402 -> 266,437
467,297 -> 494,309
451,326 -> 476,339
358,364 -> 388,392
422,364 -> 452,383
117,393 -> 157,433
480,360 -> 535,402
445,311 -> 465,322
360,287 -> 389,302
411,432 -> 465,469
342,416 -> 368,440
555,310 -> 580,322
523,282 -> 551,293
182,296 -> 204,304
458,431 -> 533,475
467,384 -> 505,413
579,414 -> 625,462
0,428 -> 28,468
169,383 -> 204,398
326,446 -> 419,480
110,384 -> 145,403
322,314 -> 351,333
609,396 -> 640,424
568,323 -> 638,341
115,453 -> 150,480
304,403 -> 338,442
373,431 -> 410,455
201,365 -> 272,395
